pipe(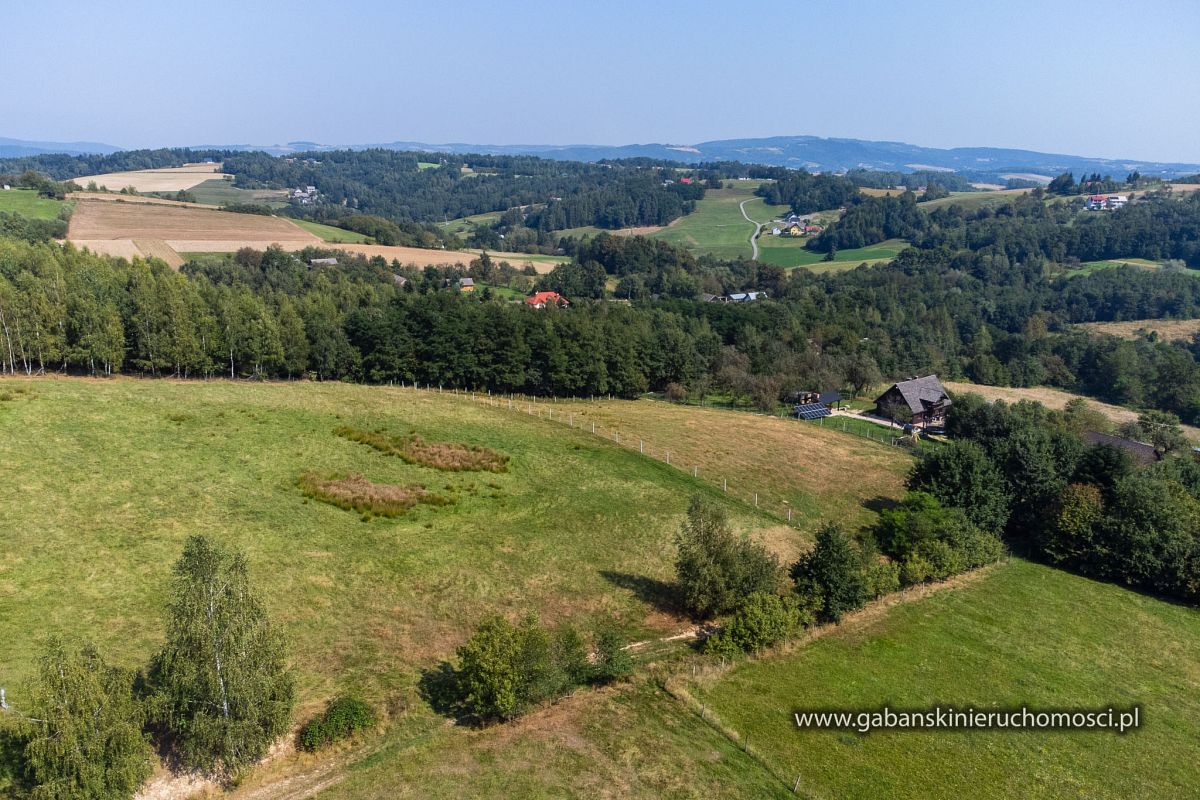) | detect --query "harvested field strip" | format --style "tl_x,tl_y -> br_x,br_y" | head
67,198 -> 320,243
335,425 -> 510,472
299,472 -> 449,517
1079,318 -> 1200,342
